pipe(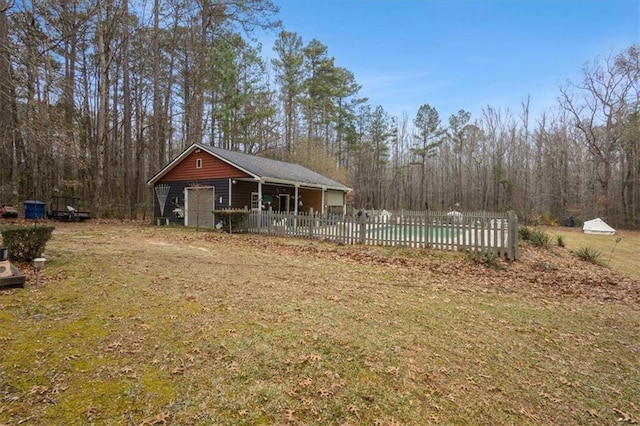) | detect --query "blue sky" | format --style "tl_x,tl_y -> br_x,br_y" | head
261,0 -> 639,123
